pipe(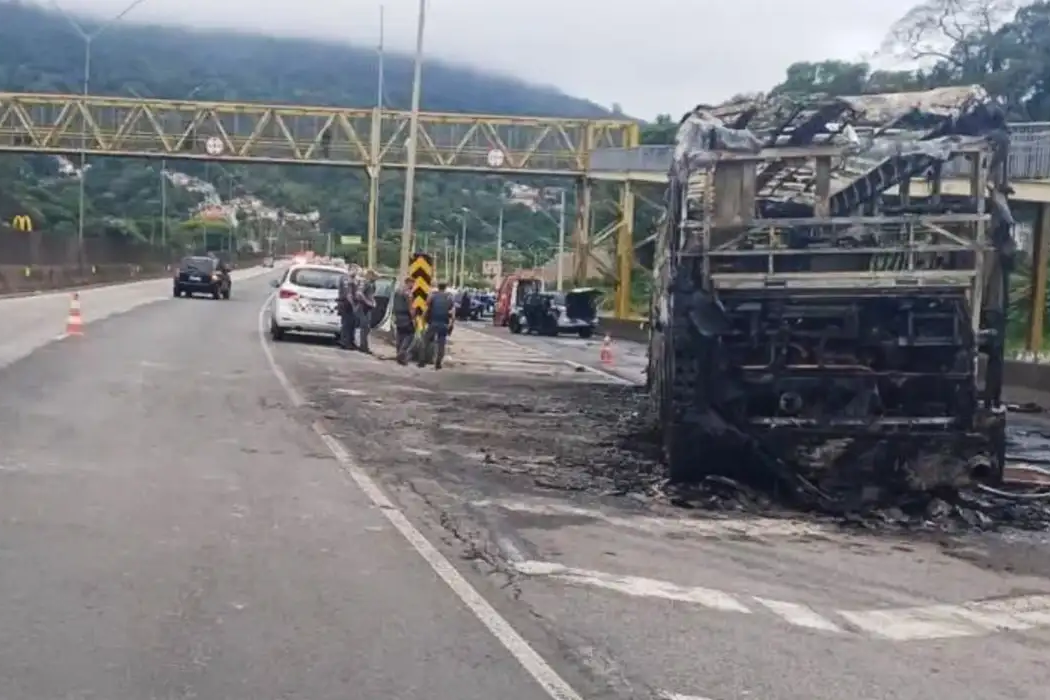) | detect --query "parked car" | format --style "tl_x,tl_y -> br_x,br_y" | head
508,288 -> 602,338
268,263 -> 348,342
